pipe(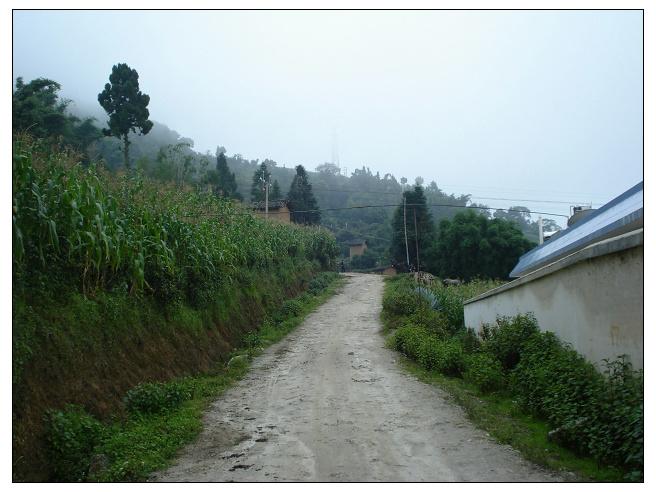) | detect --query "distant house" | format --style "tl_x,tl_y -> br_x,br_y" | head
347,239 -> 367,258
252,200 -> 291,224
464,182 -> 644,369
